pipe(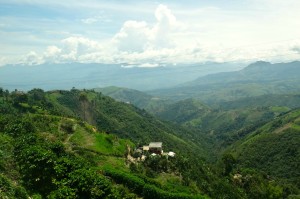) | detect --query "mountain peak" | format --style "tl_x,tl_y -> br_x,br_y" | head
244,61 -> 271,69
